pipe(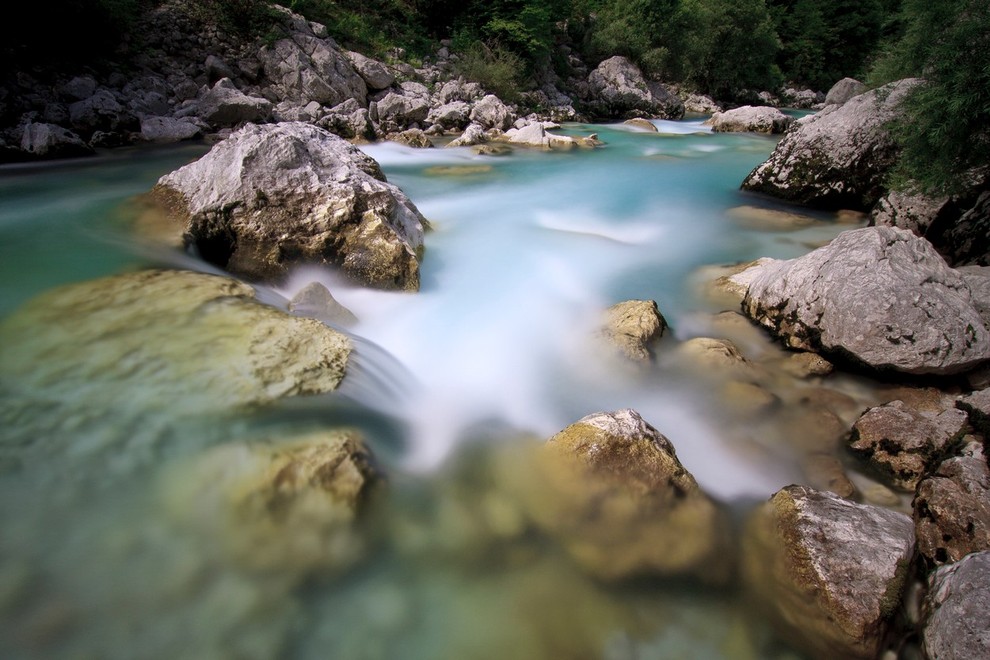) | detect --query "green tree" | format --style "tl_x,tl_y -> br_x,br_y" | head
869,0 -> 990,195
